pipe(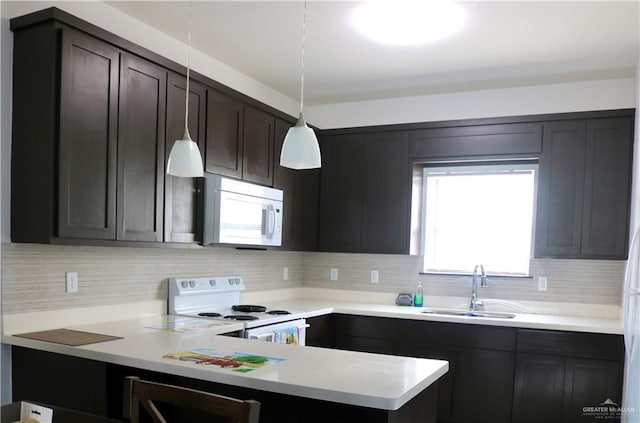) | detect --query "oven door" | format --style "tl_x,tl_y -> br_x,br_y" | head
245,319 -> 307,346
